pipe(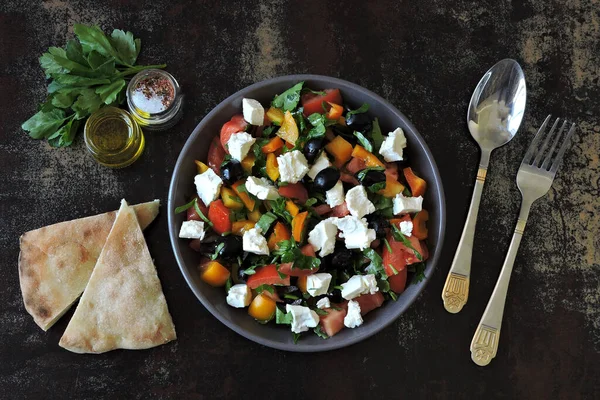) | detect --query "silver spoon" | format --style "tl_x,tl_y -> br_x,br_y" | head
442,59 -> 526,313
